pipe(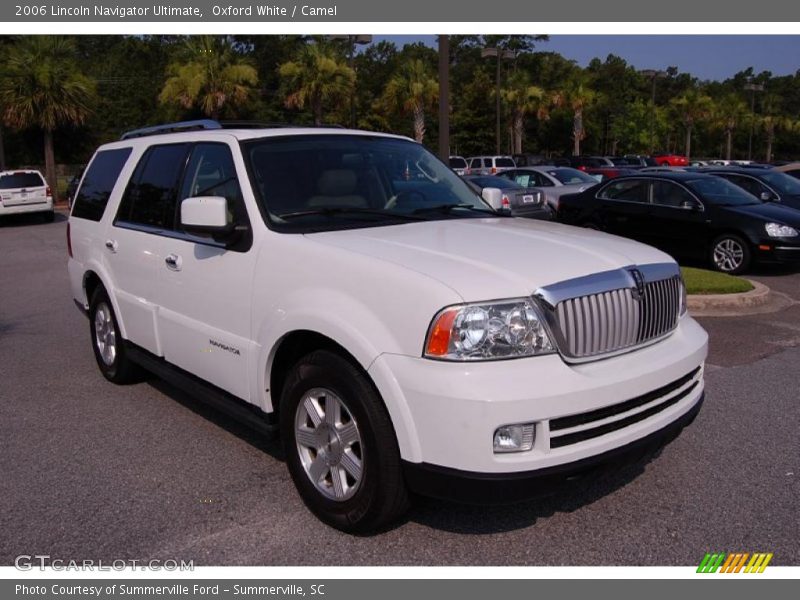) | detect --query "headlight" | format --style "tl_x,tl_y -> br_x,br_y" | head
765,222 -> 798,237
424,298 -> 554,360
